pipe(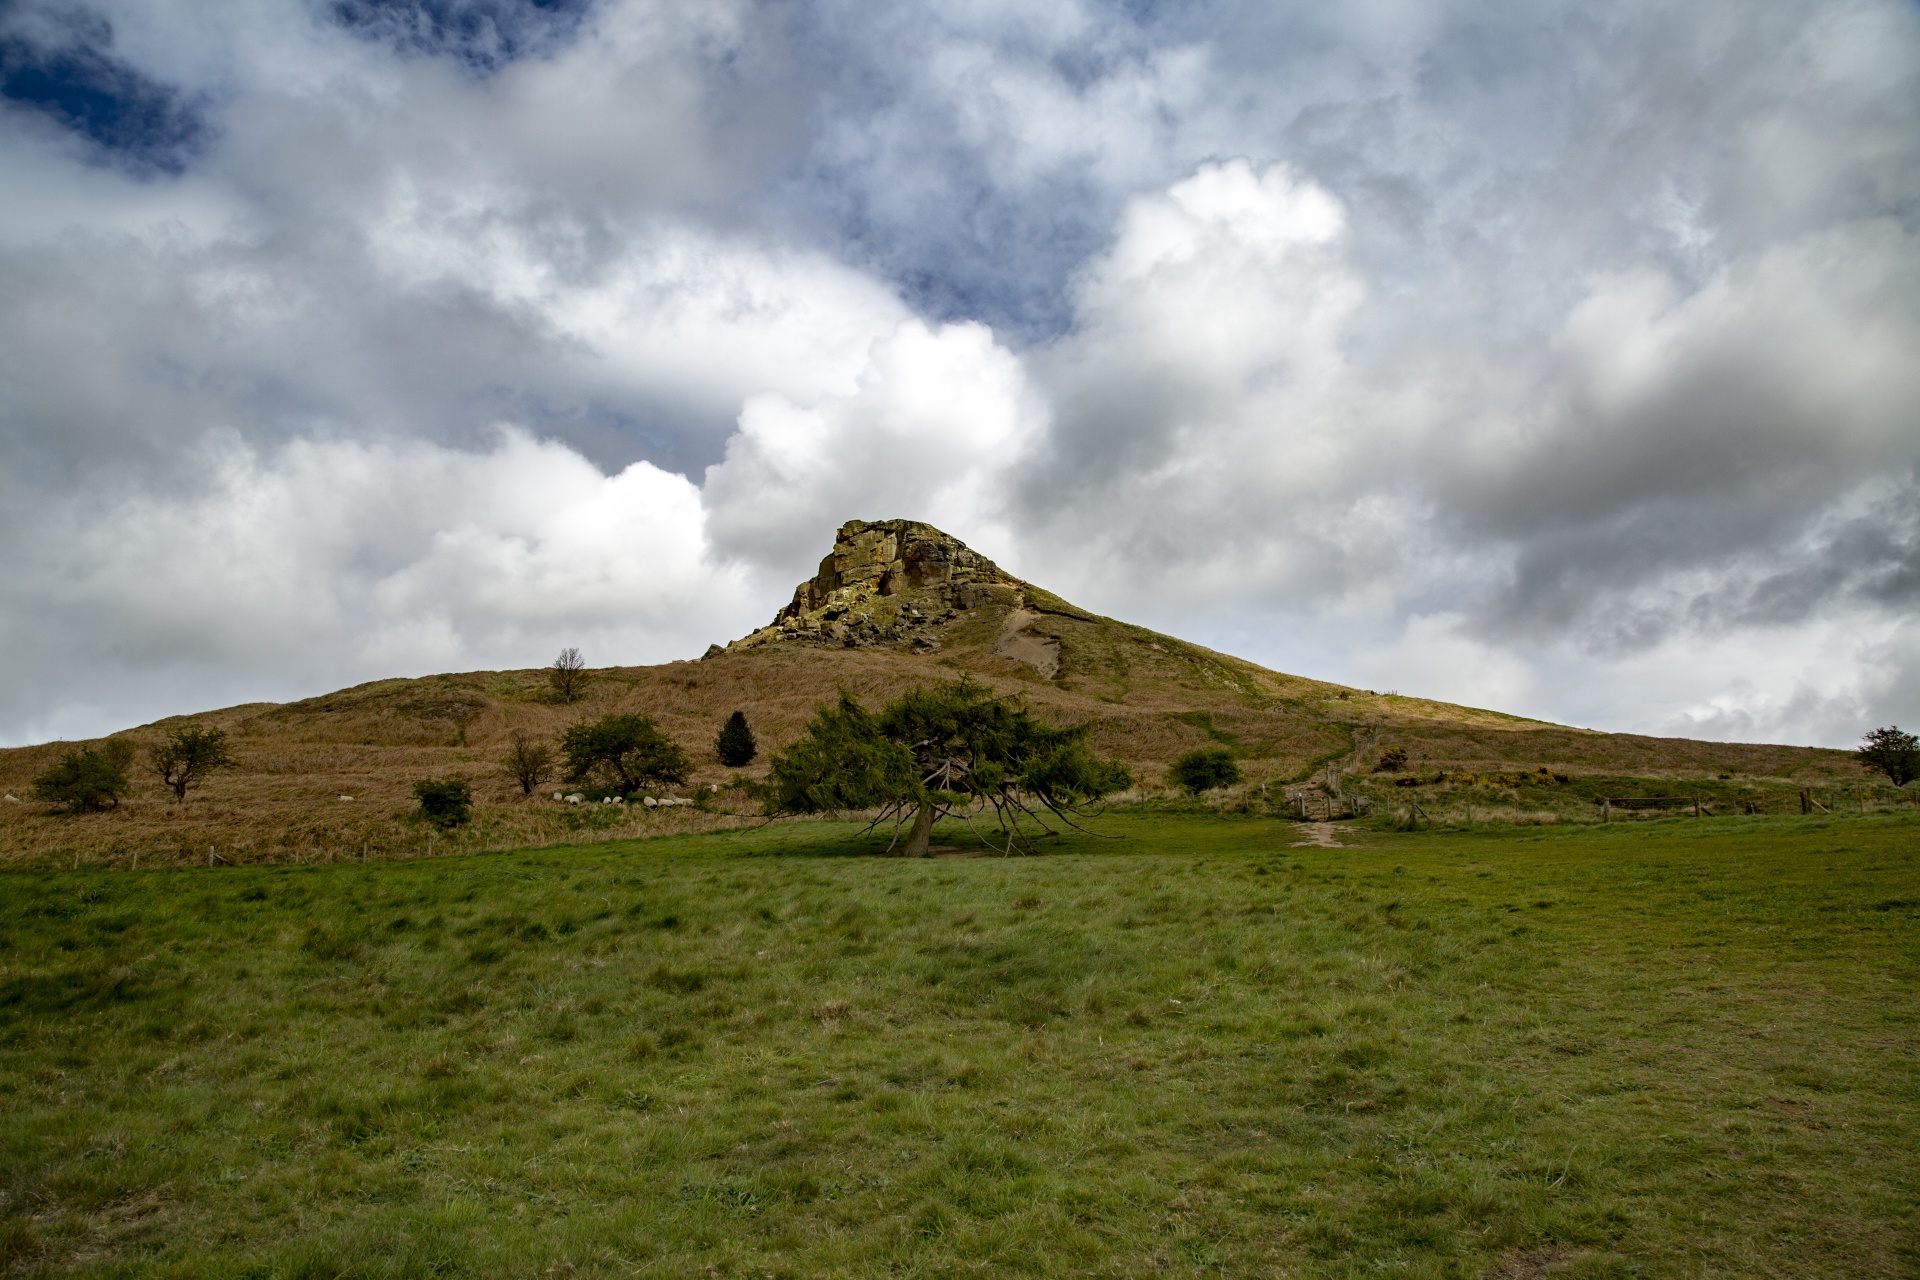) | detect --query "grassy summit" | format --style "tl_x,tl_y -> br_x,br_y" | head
2,812 -> 1915,1275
